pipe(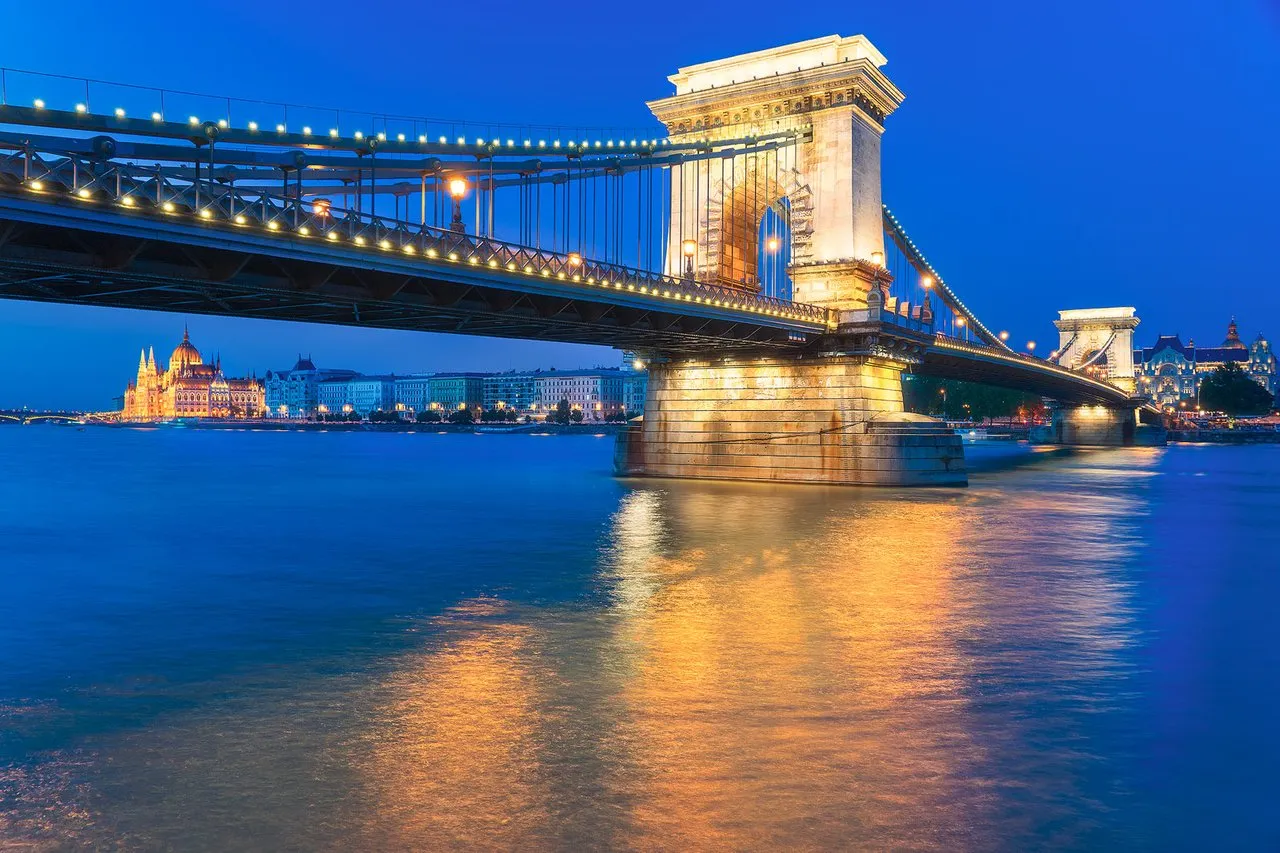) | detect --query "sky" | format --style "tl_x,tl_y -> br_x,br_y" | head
2,0 -> 1278,409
